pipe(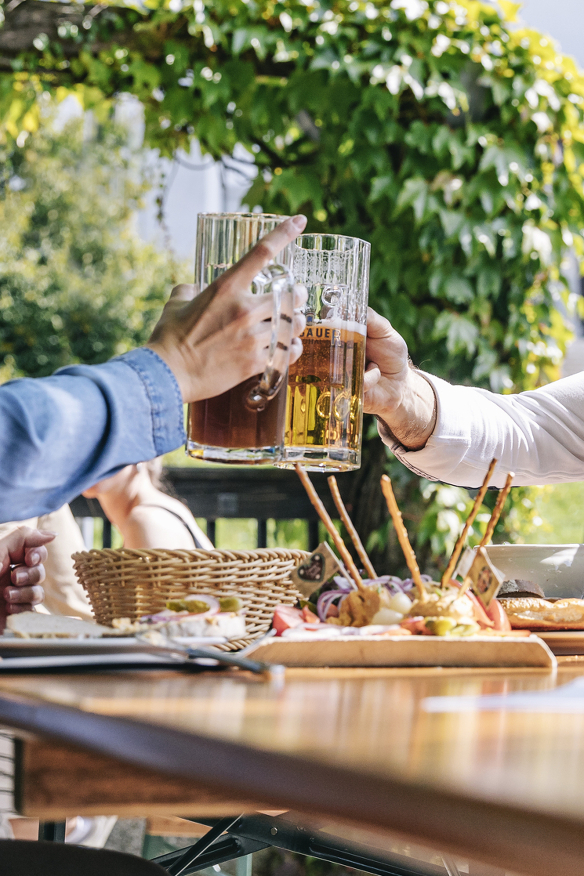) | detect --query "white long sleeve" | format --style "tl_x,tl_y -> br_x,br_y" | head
382,372 -> 584,488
